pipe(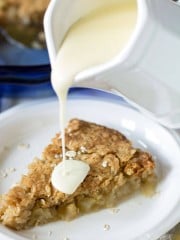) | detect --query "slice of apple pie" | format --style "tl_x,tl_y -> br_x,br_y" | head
0,119 -> 156,230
